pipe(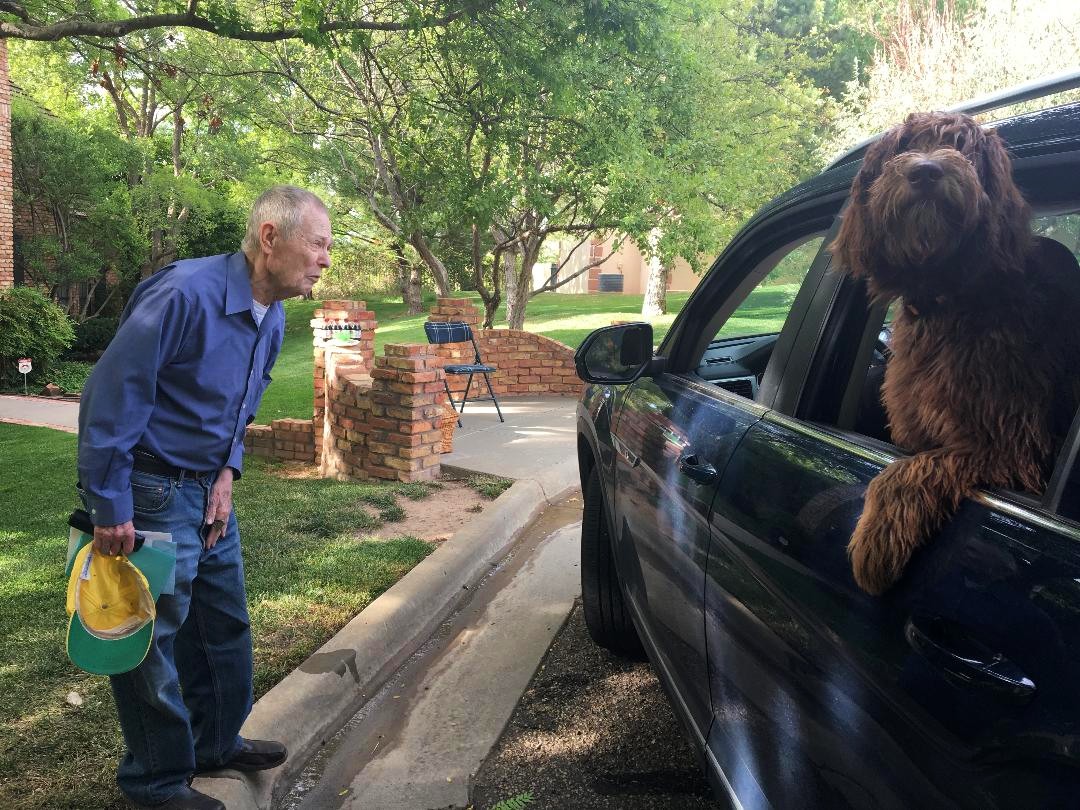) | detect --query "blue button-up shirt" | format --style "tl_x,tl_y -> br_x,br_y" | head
78,252 -> 285,526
